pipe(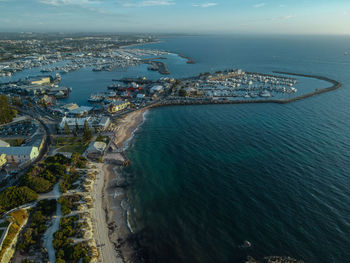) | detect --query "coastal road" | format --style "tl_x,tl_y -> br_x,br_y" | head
92,163 -> 123,263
